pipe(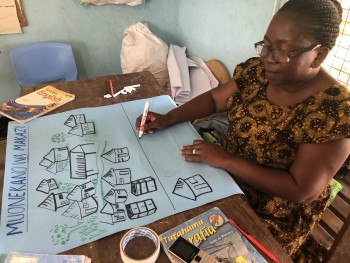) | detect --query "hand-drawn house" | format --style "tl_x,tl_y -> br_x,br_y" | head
65,114 -> 95,137
100,203 -> 126,225
131,177 -> 157,196
38,192 -> 70,211
65,114 -> 86,127
39,147 -> 69,174
62,196 -> 98,220
69,122 -> 95,137
172,174 -> 213,201
36,178 -> 58,194
126,199 -> 157,219
102,168 -> 131,187
67,181 -> 96,201
69,143 -> 98,179
101,147 -> 130,163
103,189 -> 128,204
